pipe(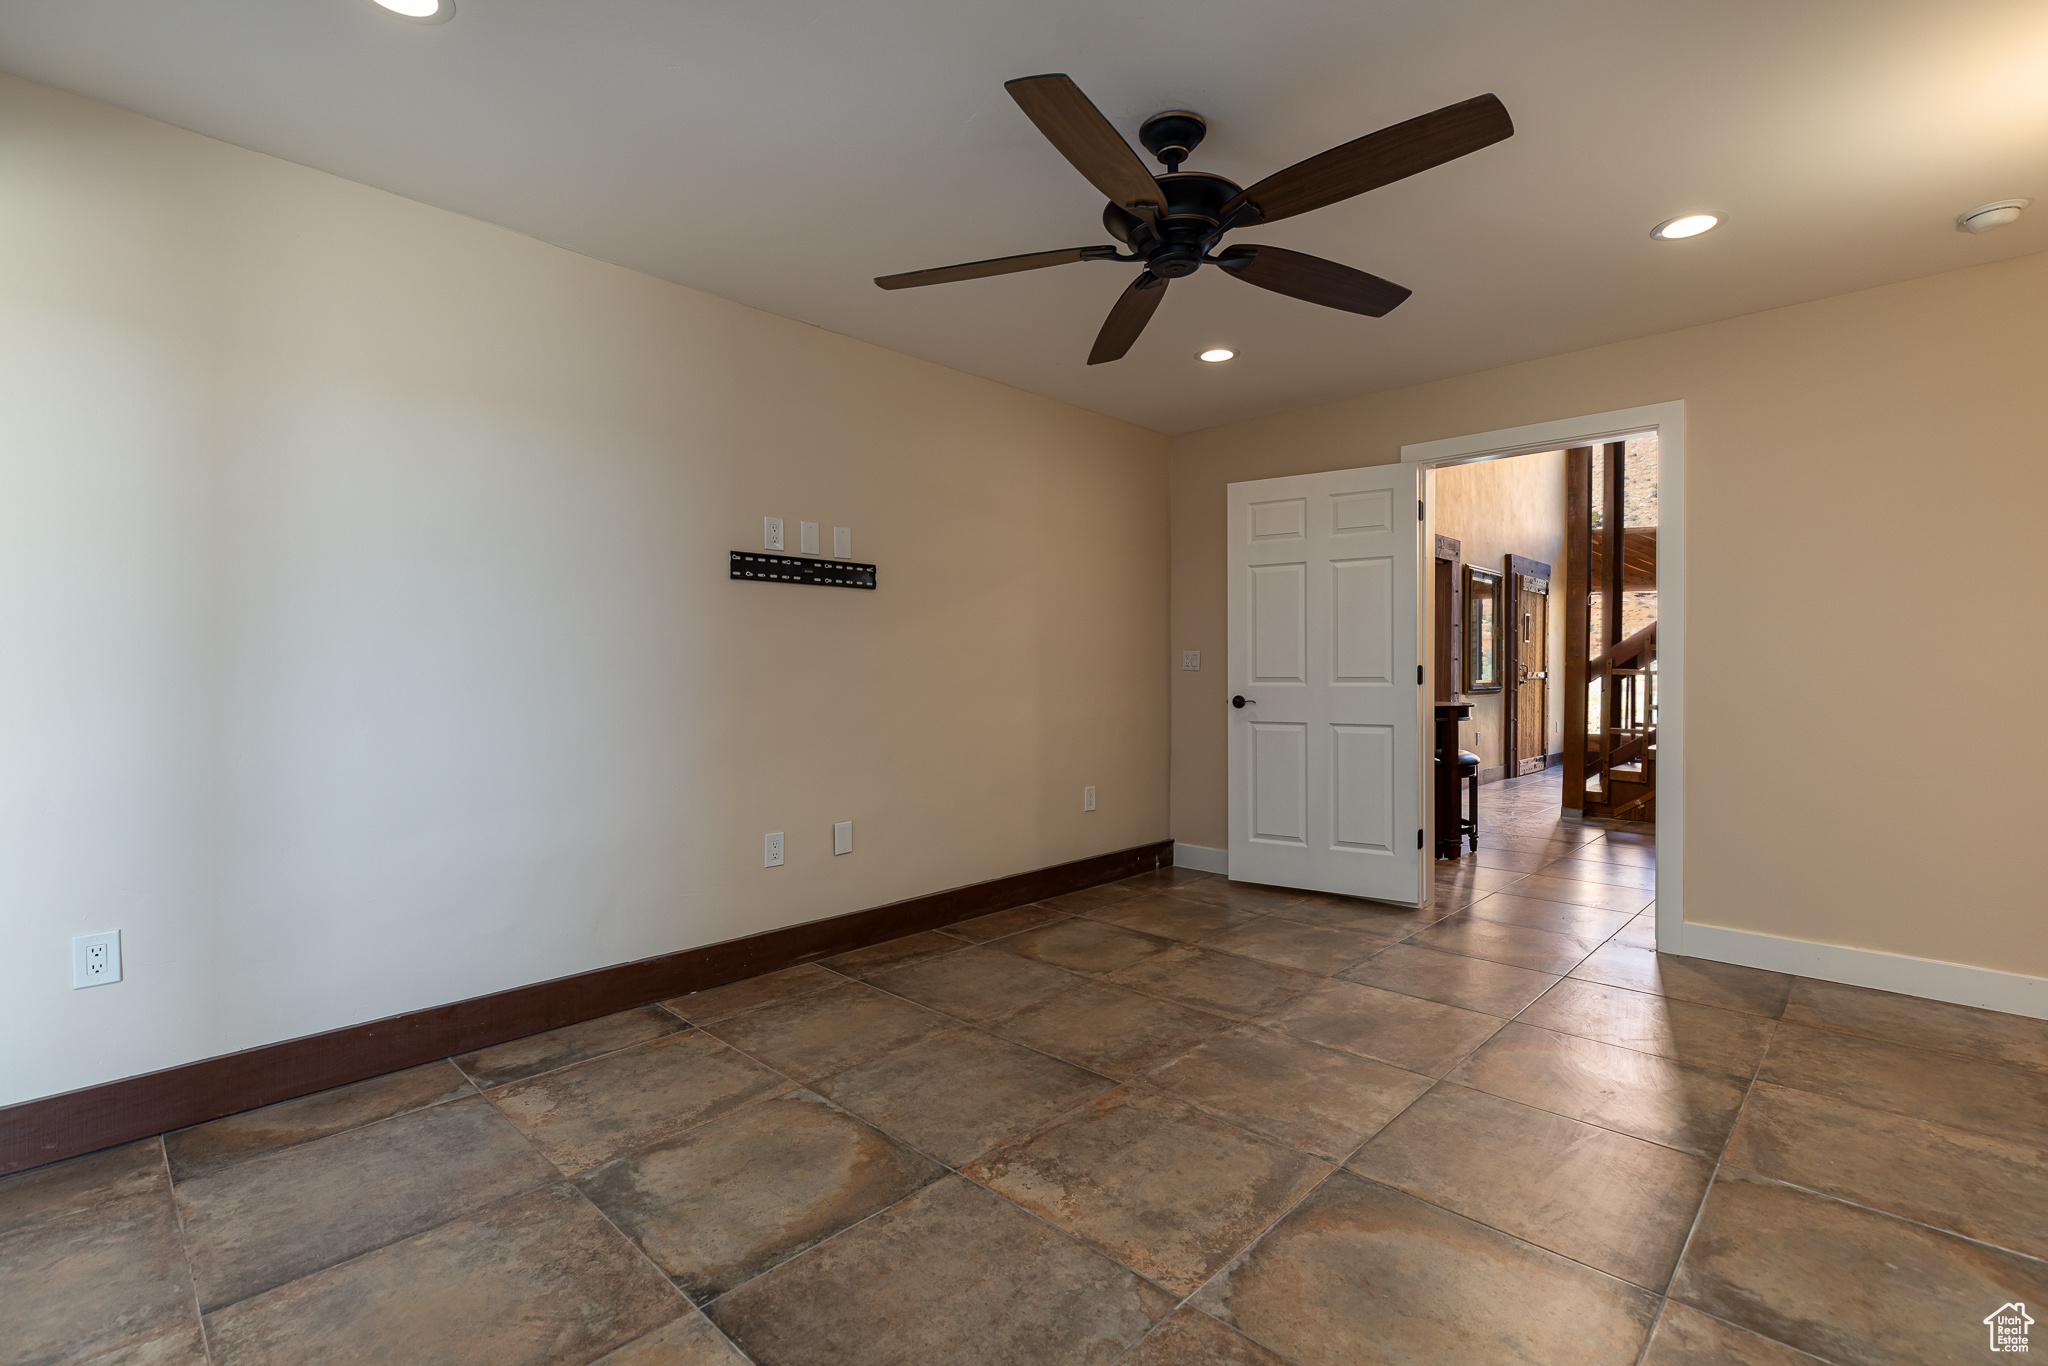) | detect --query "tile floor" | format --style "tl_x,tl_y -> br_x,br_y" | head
7,769 -> 2047,1364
